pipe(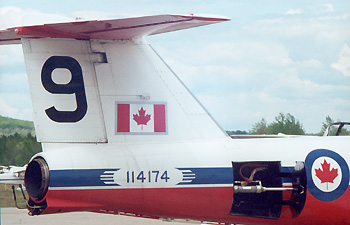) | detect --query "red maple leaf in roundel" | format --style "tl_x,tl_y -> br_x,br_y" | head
133,107 -> 151,130
315,159 -> 339,190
